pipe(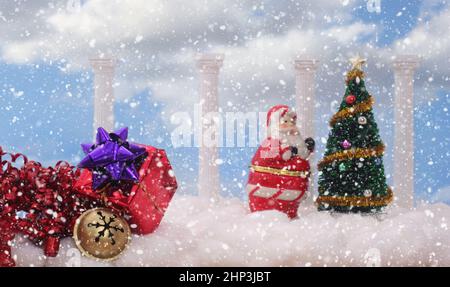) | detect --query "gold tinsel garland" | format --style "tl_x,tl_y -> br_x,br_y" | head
346,68 -> 365,82
329,96 -> 374,126
250,165 -> 310,178
316,186 -> 393,207
318,144 -> 385,170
